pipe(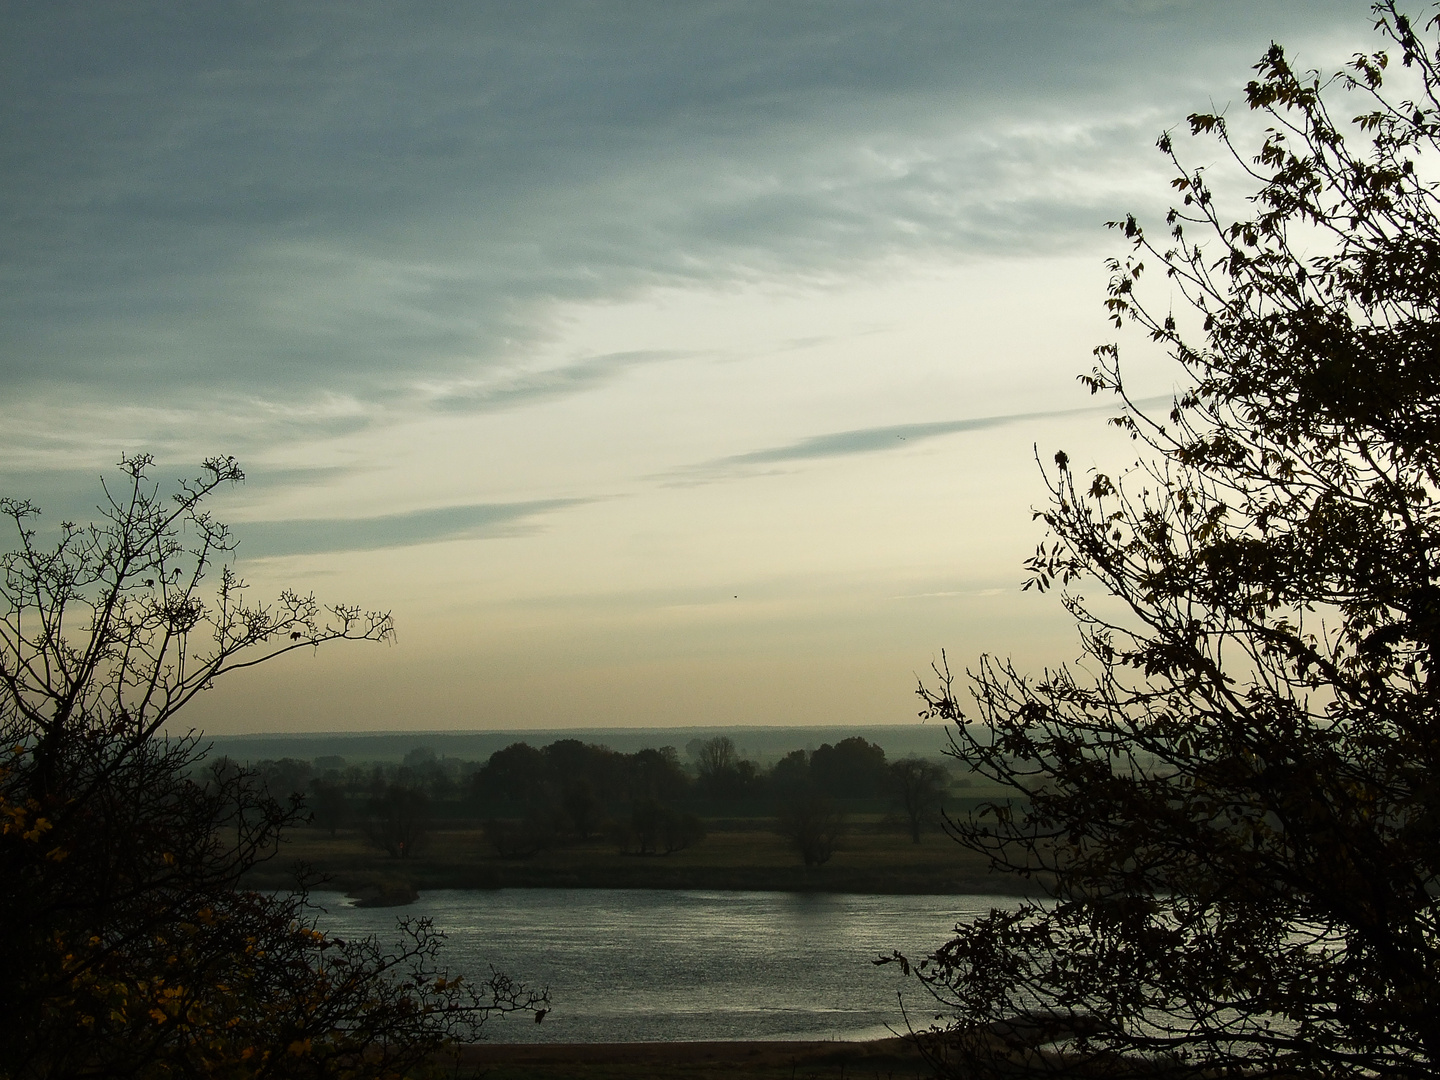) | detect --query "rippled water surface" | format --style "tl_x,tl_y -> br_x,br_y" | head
314,889 -> 1016,1043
